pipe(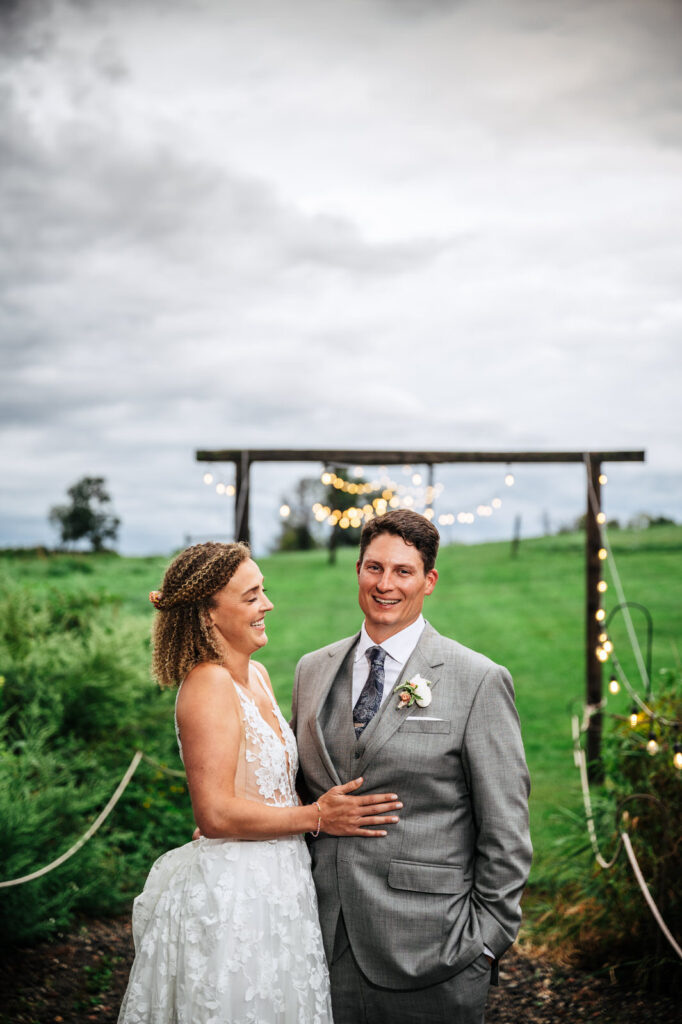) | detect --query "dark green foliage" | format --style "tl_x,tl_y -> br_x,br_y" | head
49,476 -> 121,552
531,670 -> 682,994
0,580 -> 190,945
